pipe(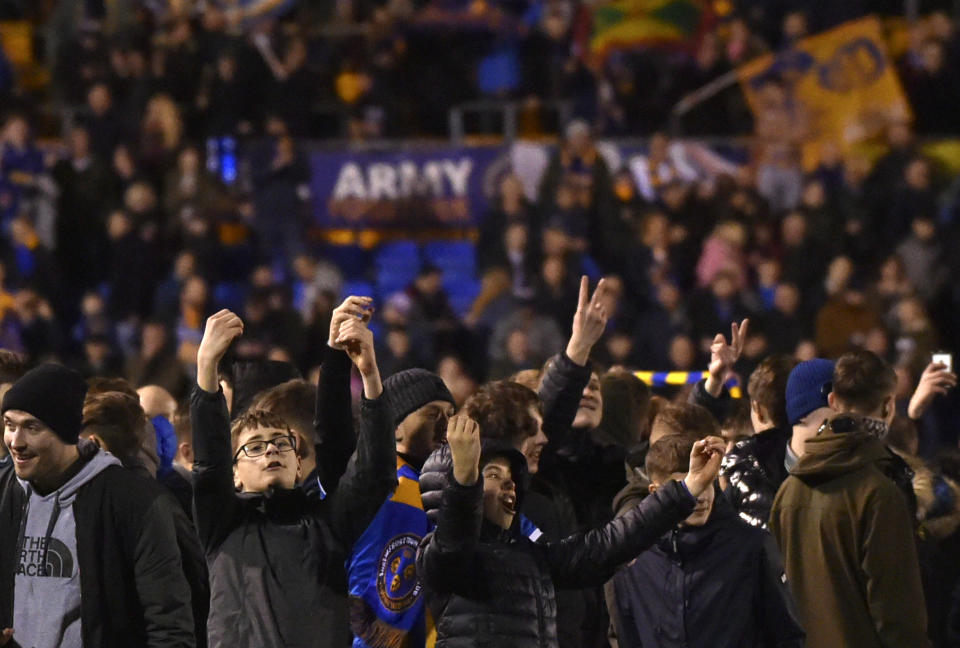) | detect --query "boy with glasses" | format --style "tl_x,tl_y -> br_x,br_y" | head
191,308 -> 396,648
230,411 -> 300,492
